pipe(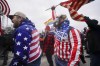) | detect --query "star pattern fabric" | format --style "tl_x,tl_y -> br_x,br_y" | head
54,19 -> 82,66
9,19 -> 36,66
55,20 -> 70,41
